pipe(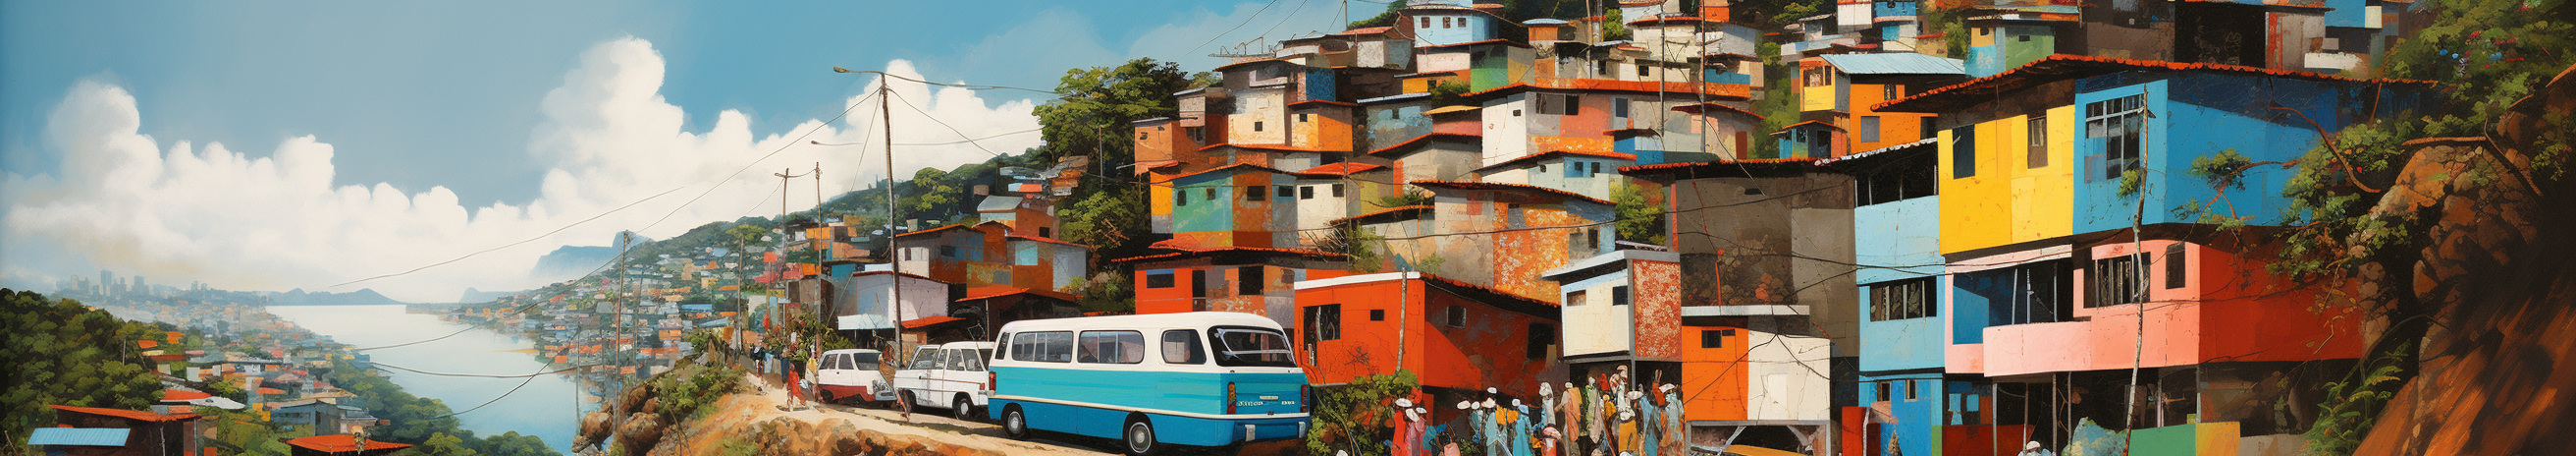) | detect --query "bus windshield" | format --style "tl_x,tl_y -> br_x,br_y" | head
1209,326 -> 1297,368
